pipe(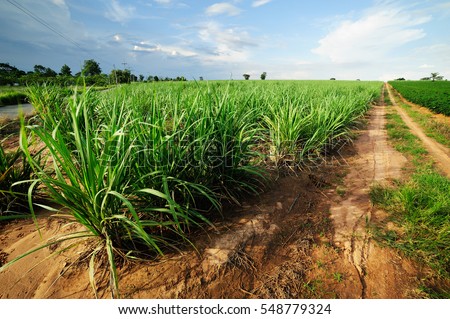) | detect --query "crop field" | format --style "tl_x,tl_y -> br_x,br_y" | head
0,90 -> 27,107
1,80 -> 381,295
3,0 -> 450,306
389,80 -> 450,116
